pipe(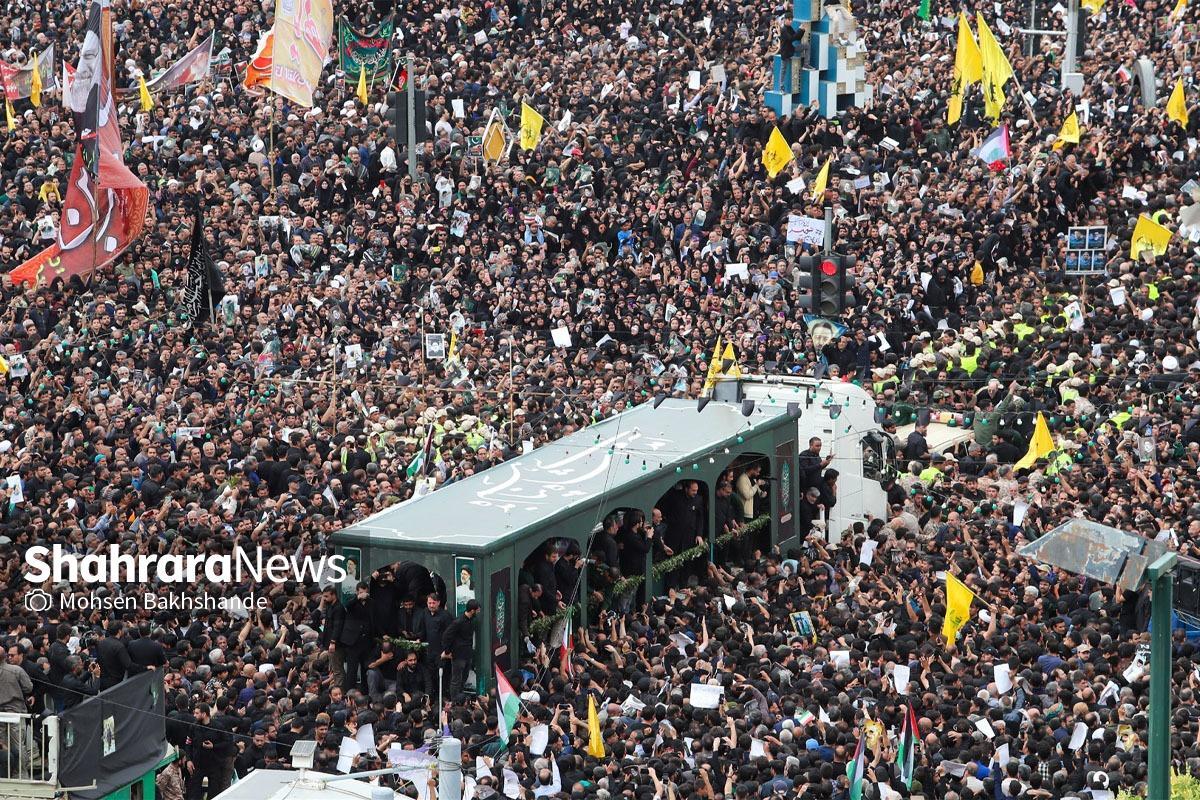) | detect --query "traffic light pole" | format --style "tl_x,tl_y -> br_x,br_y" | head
822,207 -> 833,256
404,52 -> 417,183
1147,552 -> 1177,800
